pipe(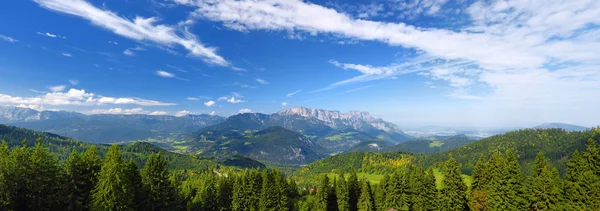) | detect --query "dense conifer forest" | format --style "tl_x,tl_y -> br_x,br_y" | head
1,125 -> 599,210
